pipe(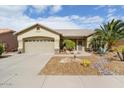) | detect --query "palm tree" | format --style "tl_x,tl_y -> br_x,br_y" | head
93,19 -> 124,51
